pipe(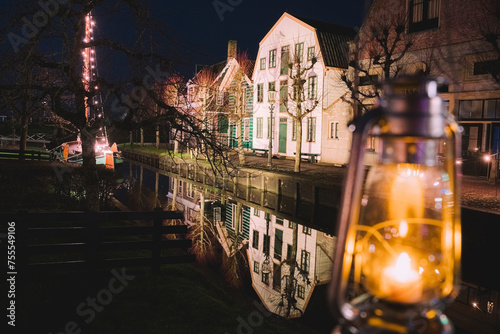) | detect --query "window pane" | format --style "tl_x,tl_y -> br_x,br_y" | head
274,229 -> 283,260
459,100 -> 483,119
412,0 -> 424,23
252,230 -> 259,249
485,100 -> 497,119
281,46 -> 289,75
260,58 -> 266,70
